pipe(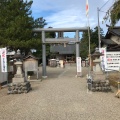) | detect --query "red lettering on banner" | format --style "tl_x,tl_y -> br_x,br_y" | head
2,51 -> 5,58
107,58 -> 112,61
